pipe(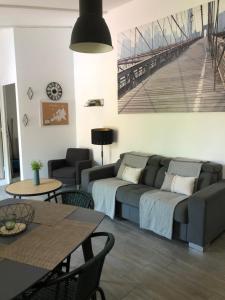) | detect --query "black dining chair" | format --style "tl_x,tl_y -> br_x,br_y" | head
19,232 -> 115,300
45,190 -> 94,209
